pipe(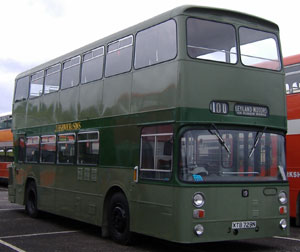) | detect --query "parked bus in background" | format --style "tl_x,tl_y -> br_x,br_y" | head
9,5 -> 289,244
0,113 -> 13,184
284,54 -> 300,226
